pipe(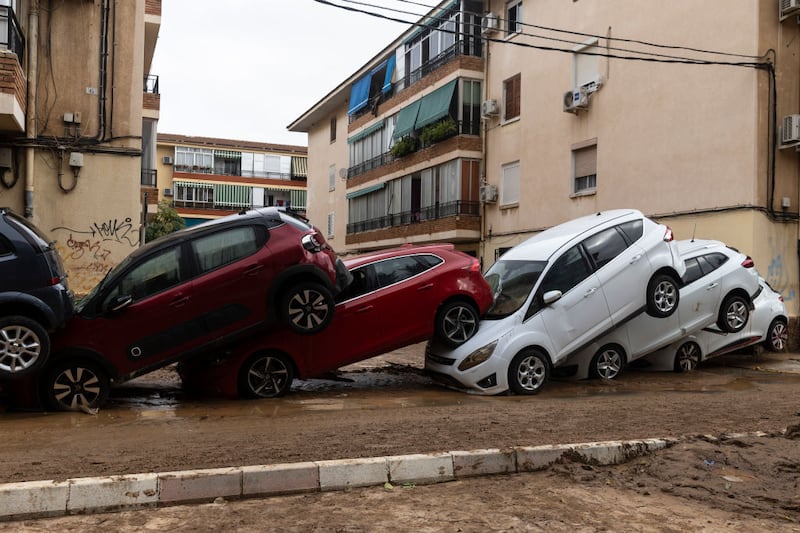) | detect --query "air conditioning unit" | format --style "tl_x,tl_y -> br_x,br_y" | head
563,87 -> 590,114
780,0 -> 800,19
782,114 -> 800,144
481,99 -> 499,117
480,184 -> 498,203
162,155 -> 174,165
481,12 -> 499,35
163,188 -> 173,196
